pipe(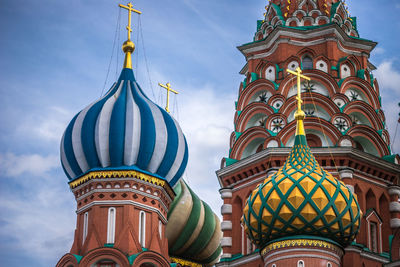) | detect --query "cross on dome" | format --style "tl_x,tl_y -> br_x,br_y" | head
119,2 -> 141,69
287,67 -> 311,136
158,82 -> 179,113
